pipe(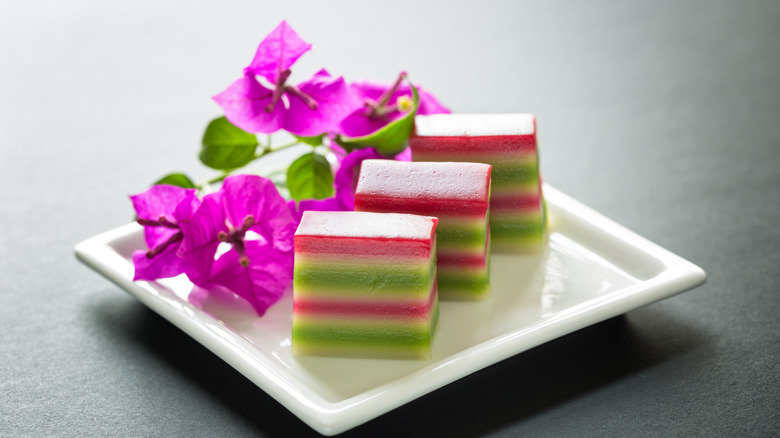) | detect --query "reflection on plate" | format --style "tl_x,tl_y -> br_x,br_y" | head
74,185 -> 705,436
